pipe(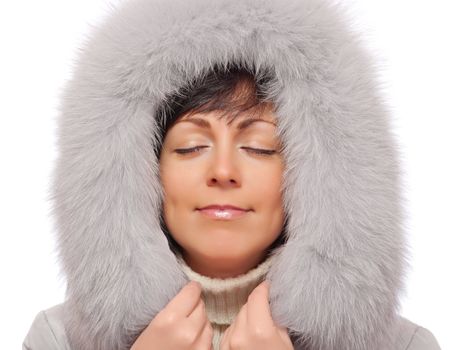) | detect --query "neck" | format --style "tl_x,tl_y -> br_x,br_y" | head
181,251 -> 269,278
175,252 -> 276,324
